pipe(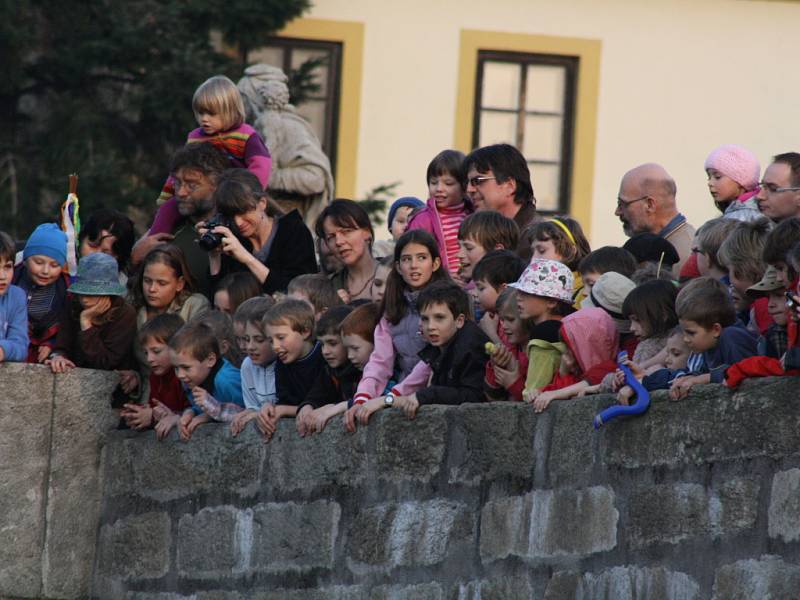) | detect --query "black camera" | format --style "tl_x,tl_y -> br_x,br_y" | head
197,214 -> 231,251
787,290 -> 797,310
